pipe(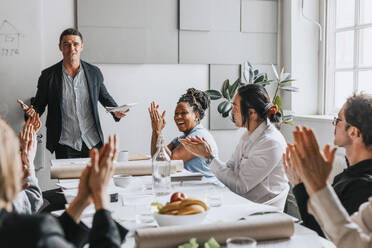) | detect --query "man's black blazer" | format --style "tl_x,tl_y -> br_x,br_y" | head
31,60 -> 119,153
